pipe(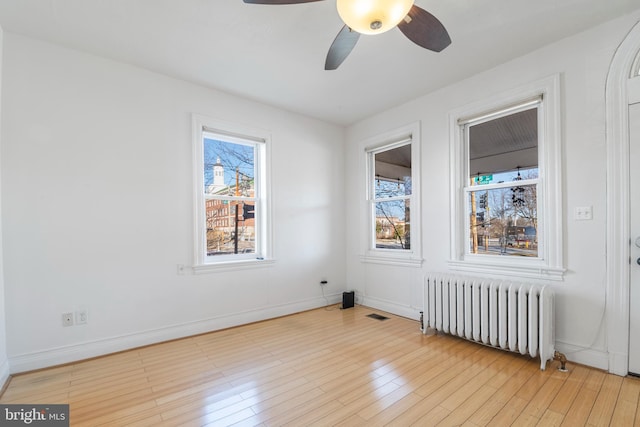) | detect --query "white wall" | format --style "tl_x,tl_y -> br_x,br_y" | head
1,33 -> 346,372
0,24 -> 9,386
345,11 -> 640,370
